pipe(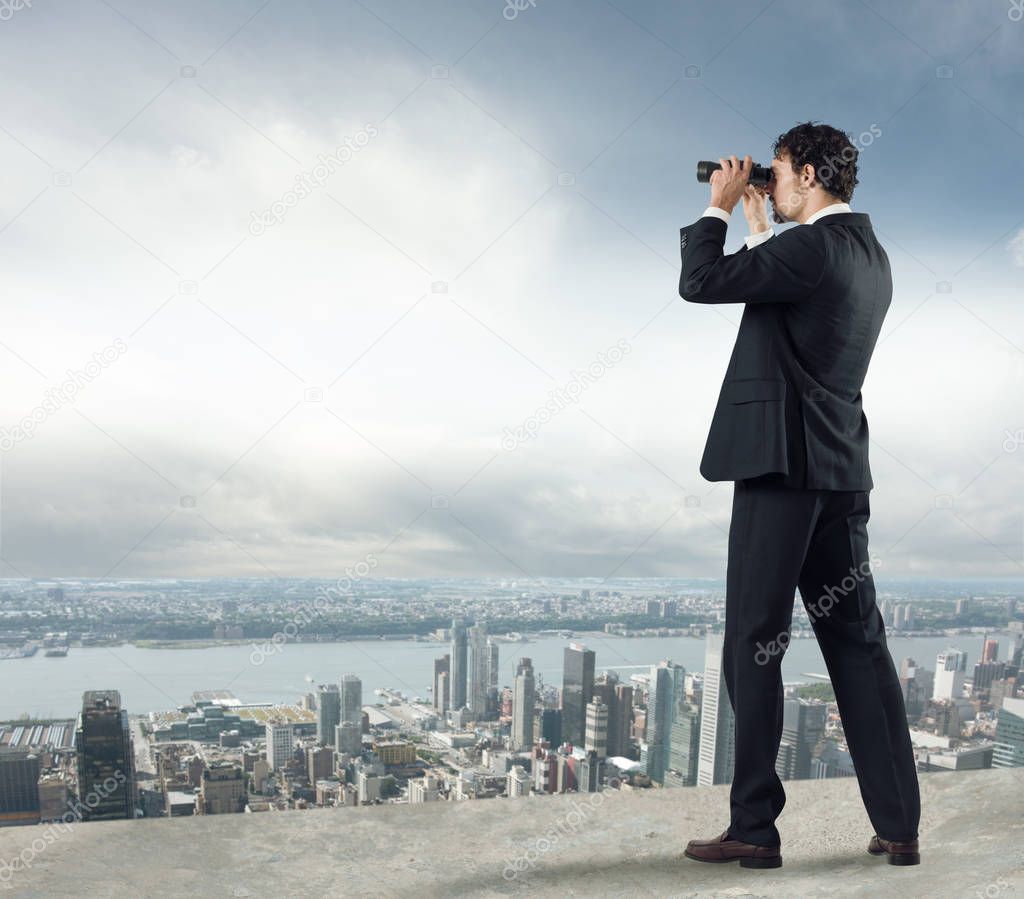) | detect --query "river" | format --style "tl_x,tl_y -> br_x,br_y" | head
1,632 -> 1006,720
